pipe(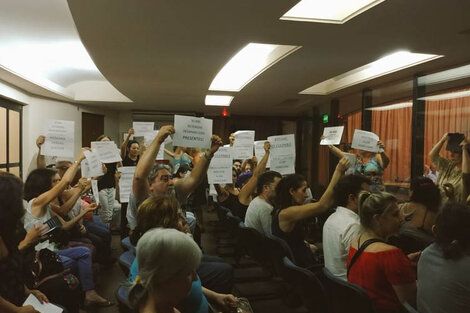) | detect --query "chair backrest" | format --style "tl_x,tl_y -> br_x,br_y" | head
225,211 -> 242,233
262,233 -> 296,276
282,257 -> 328,313
319,267 -> 375,313
216,203 -> 231,222
236,224 -> 270,268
